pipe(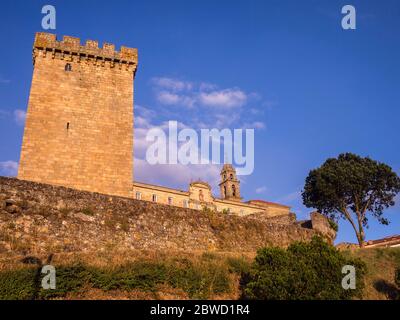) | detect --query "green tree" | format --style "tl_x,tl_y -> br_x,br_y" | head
240,237 -> 365,300
302,153 -> 400,247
